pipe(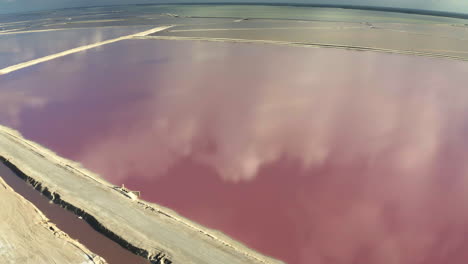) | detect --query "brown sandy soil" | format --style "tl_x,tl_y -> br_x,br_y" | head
0,176 -> 106,264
